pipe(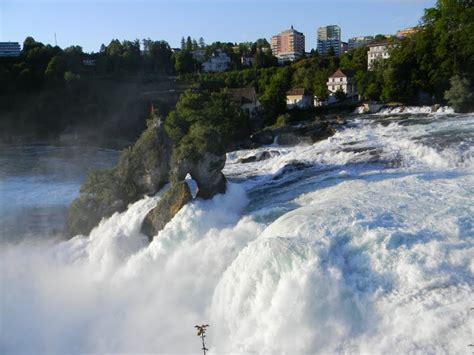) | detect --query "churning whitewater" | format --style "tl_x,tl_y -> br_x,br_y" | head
1,111 -> 473,354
